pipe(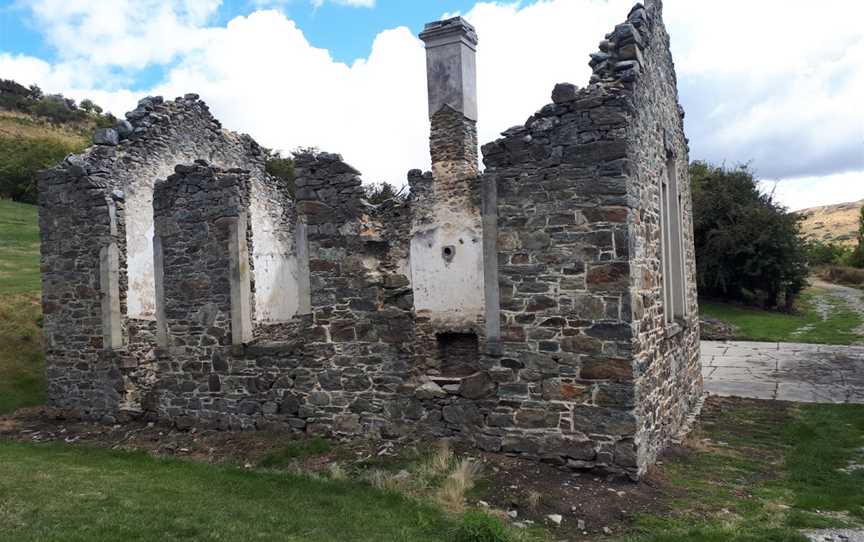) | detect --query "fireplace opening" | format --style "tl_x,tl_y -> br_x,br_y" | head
437,332 -> 480,377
